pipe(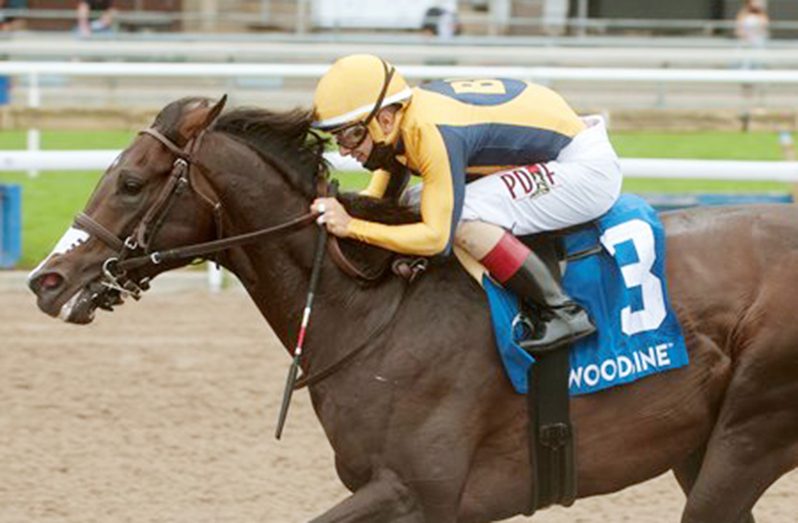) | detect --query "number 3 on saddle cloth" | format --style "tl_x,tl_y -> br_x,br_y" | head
479,194 -> 689,395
